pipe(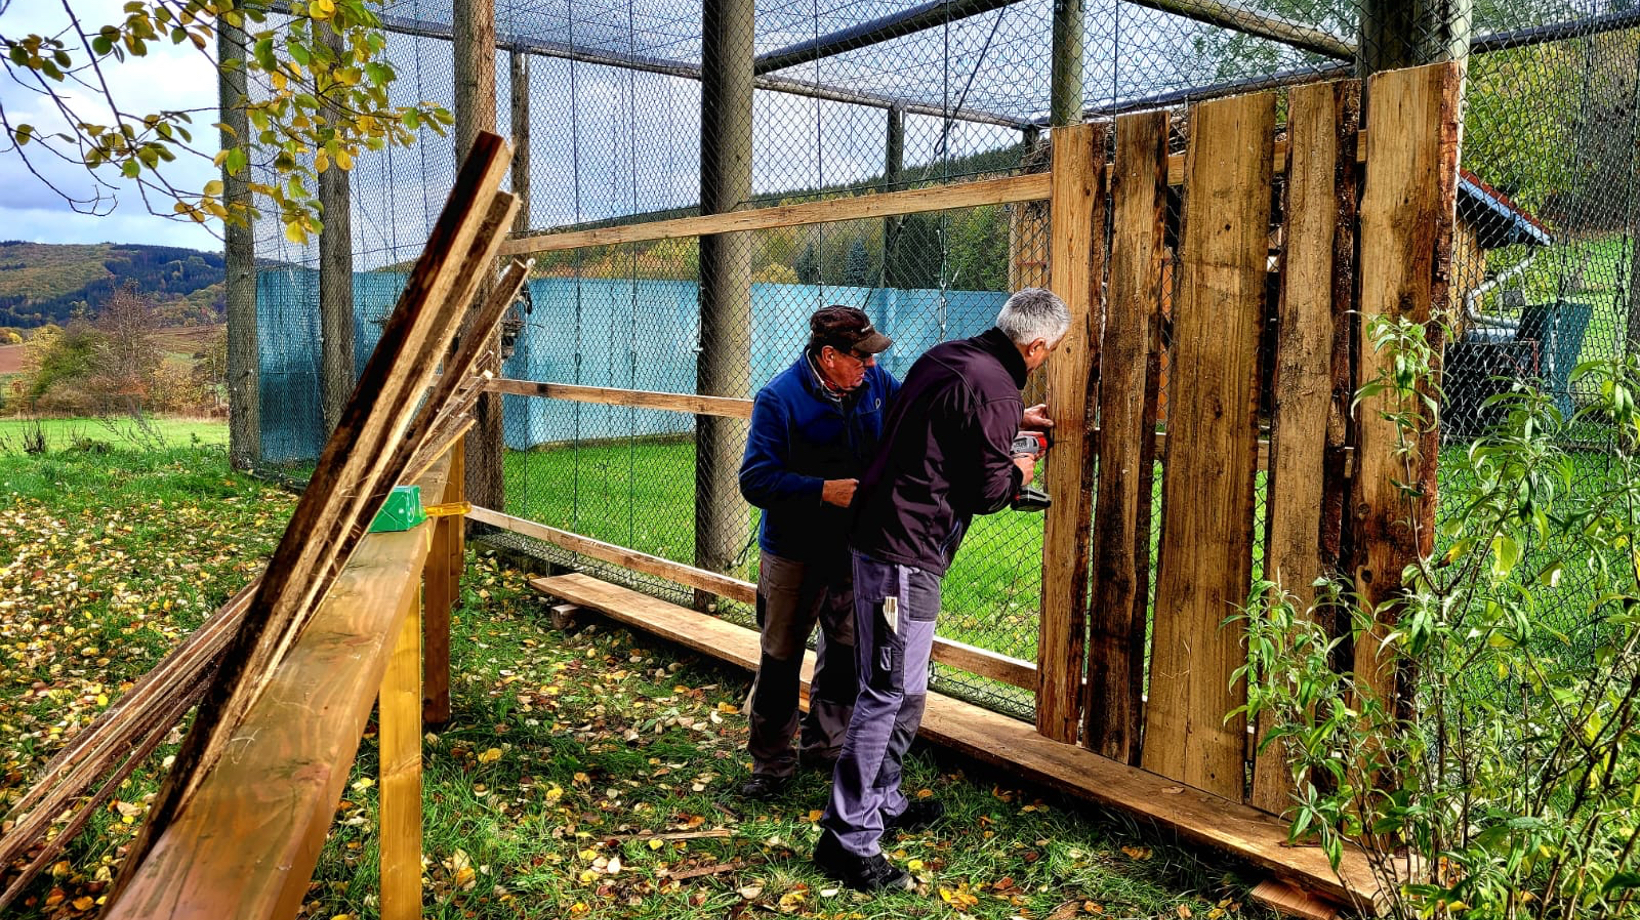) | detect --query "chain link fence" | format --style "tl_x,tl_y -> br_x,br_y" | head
244,0 -> 1640,721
